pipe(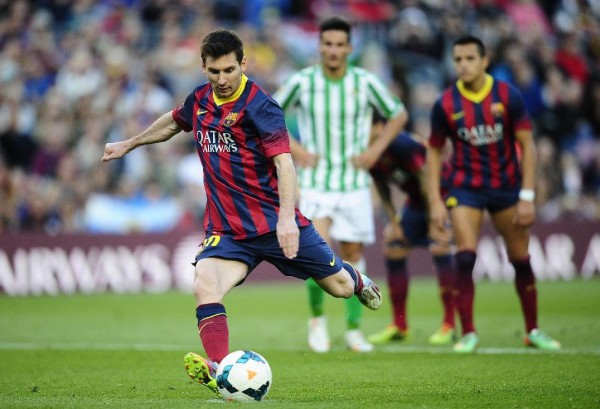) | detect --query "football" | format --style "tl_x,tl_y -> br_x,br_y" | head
216,350 -> 272,402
